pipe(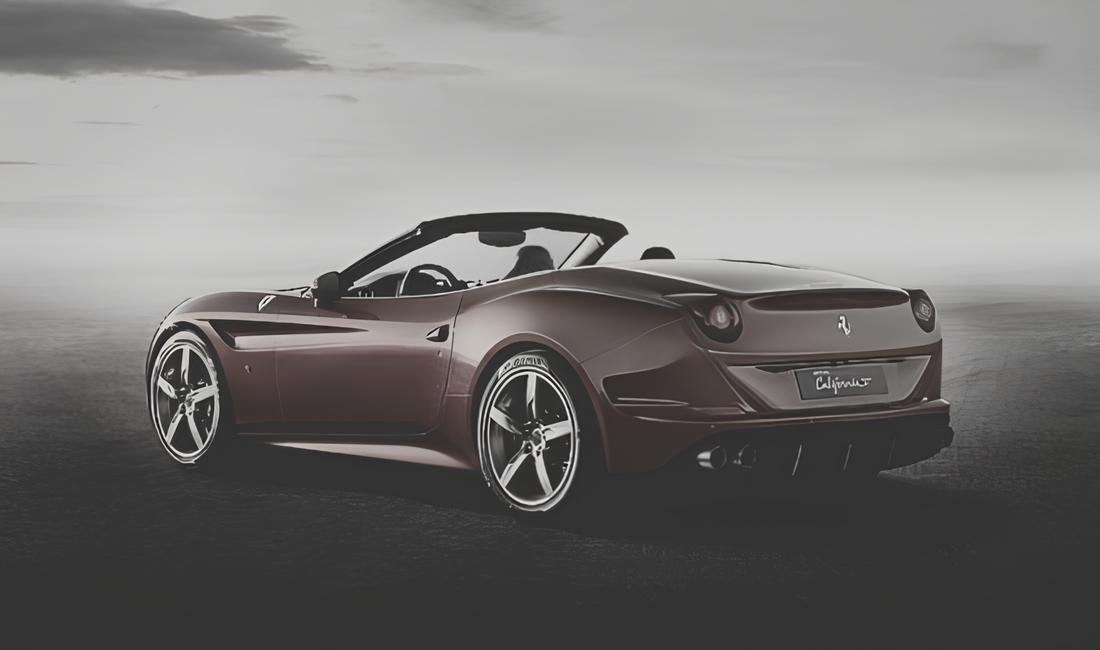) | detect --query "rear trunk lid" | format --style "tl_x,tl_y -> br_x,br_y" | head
609,258 -> 935,355
607,259 -> 941,412
609,258 -> 903,297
